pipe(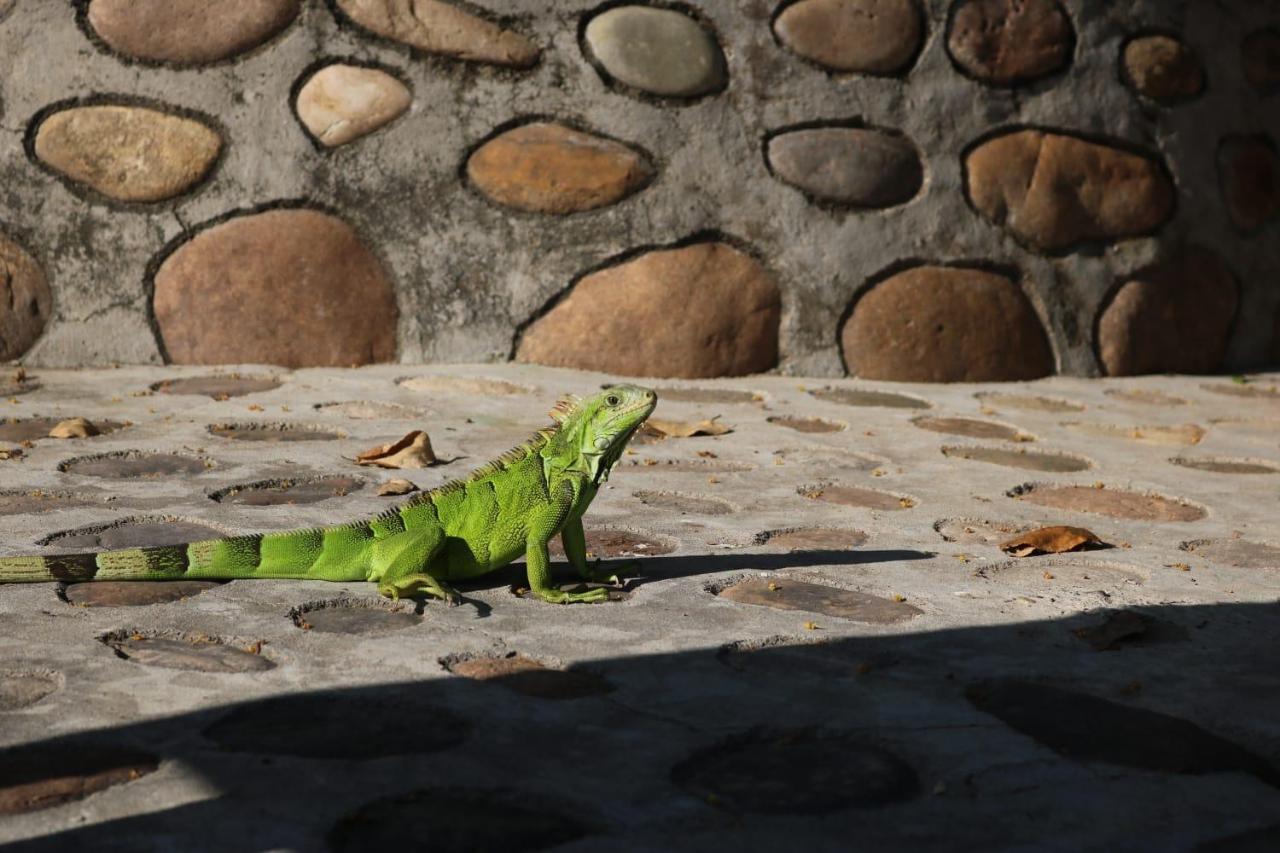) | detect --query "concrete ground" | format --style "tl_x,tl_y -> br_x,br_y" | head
0,364 -> 1278,852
